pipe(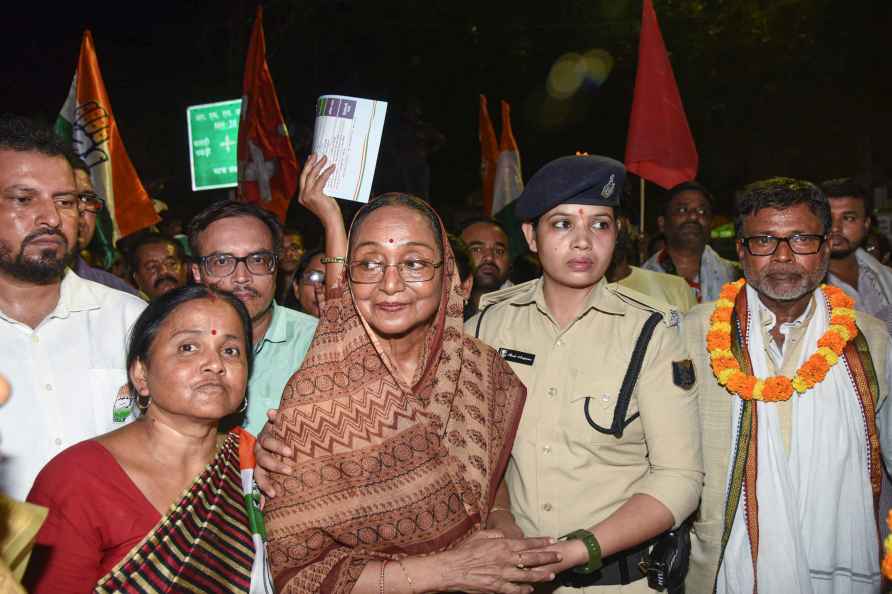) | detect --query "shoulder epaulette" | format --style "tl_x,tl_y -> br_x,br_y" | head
477,279 -> 539,309
606,282 -> 681,328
